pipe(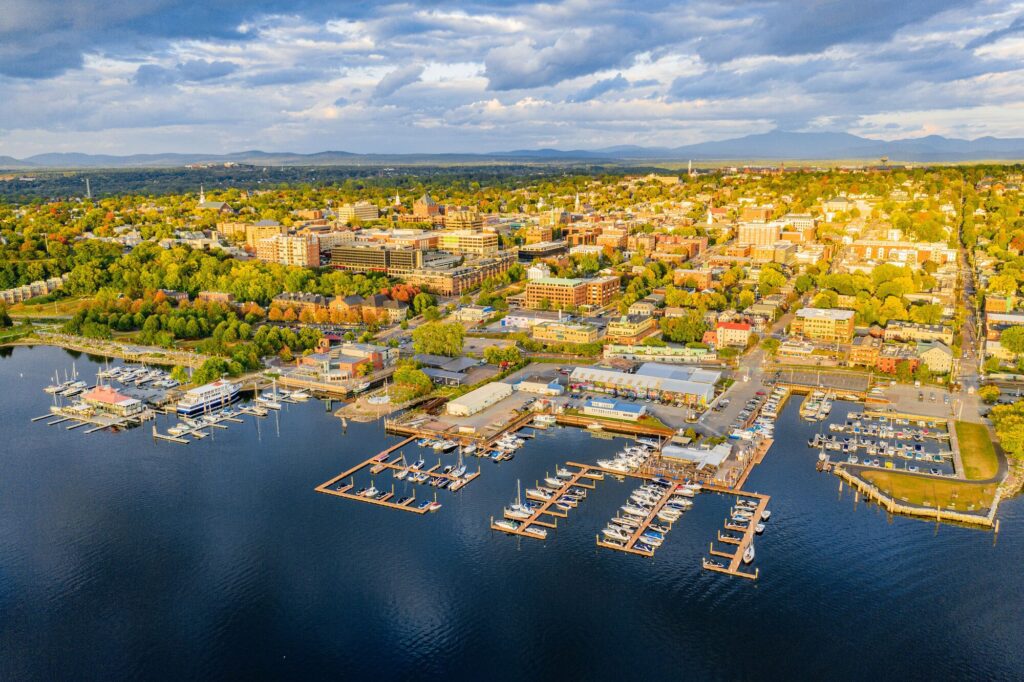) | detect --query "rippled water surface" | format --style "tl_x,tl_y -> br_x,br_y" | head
1,345 -> 1022,680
